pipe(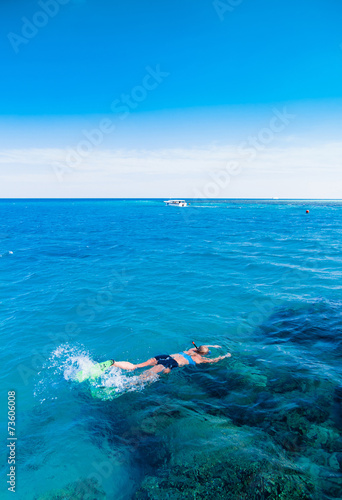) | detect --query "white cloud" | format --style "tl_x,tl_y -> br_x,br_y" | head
0,141 -> 341,198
